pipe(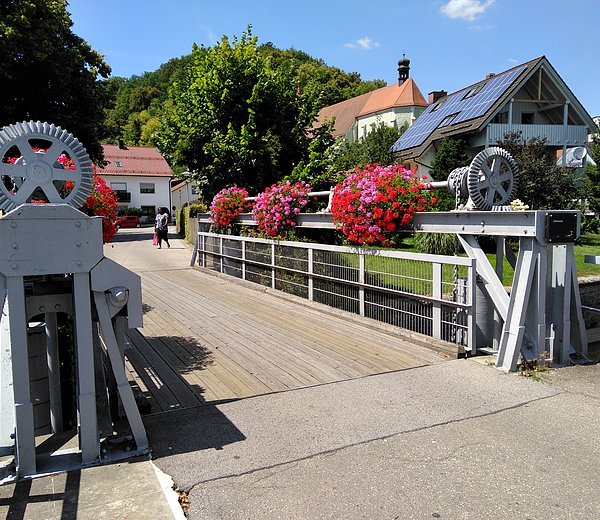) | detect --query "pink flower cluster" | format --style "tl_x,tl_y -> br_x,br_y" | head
210,186 -> 251,228
331,163 -> 436,246
252,180 -> 311,237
